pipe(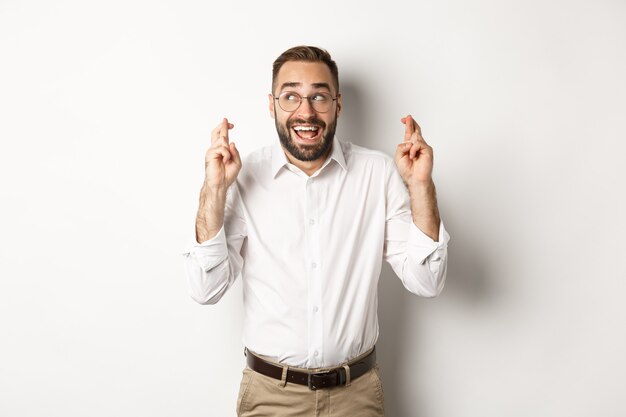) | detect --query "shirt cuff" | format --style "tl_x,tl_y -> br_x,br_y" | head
184,225 -> 229,271
408,221 -> 450,264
